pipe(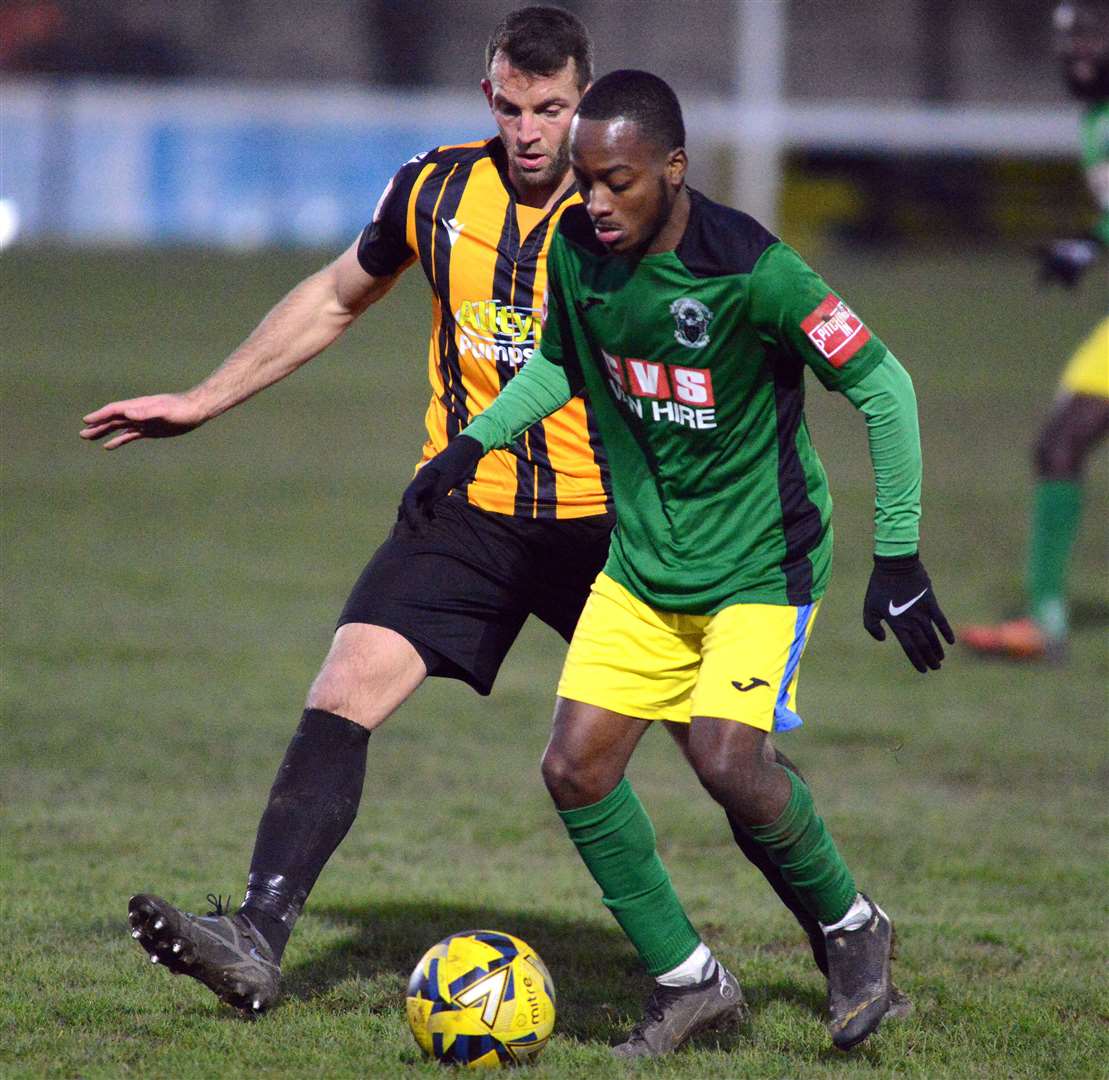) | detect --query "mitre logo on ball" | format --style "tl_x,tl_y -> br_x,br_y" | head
406,930 -> 556,1069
